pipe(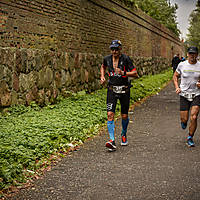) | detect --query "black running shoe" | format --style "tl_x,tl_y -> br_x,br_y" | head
105,140 -> 116,151
181,122 -> 187,129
